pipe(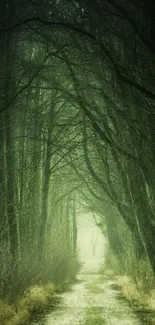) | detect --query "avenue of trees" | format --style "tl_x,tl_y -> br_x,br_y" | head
0,0 -> 155,300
